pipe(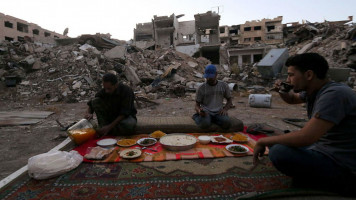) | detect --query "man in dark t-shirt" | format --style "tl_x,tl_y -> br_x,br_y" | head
253,53 -> 356,195
85,73 -> 137,137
